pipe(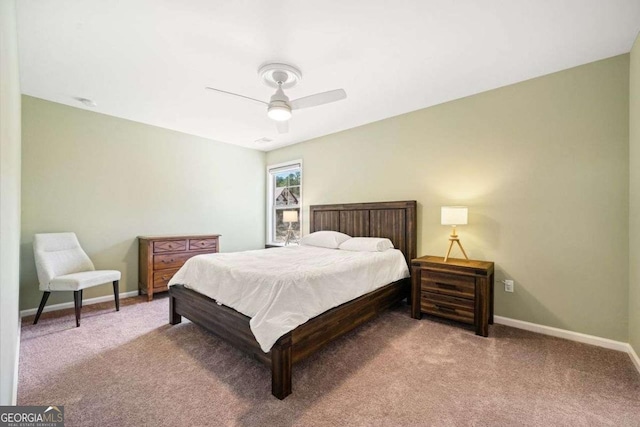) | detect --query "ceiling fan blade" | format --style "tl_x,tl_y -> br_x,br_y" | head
276,120 -> 289,134
205,87 -> 267,105
290,89 -> 346,110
